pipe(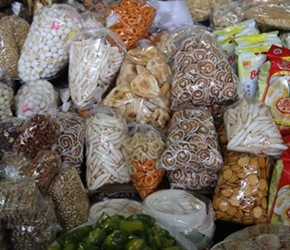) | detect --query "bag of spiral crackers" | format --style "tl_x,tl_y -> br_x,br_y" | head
213,150 -> 272,225
123,123 -> 165,199
157,105 -> 223,191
